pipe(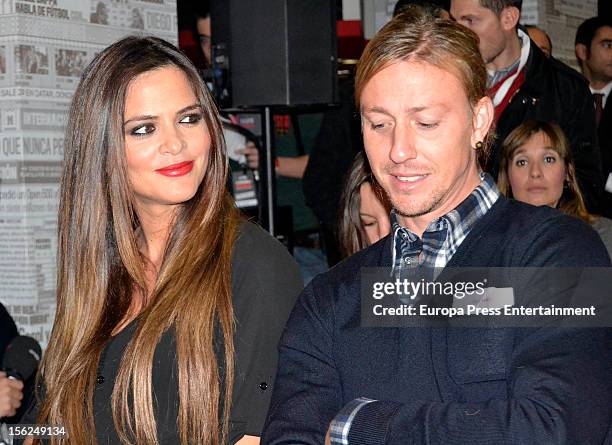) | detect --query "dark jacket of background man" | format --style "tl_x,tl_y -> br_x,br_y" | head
575,16 -> 612,218
599,97 -> 612,216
